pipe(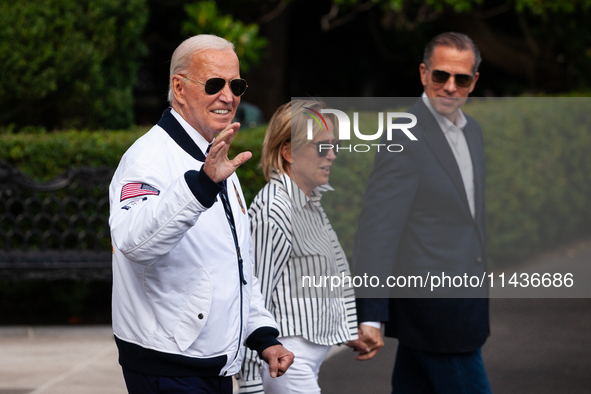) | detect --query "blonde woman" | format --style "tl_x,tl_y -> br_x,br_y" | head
237,100 -> 365,393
